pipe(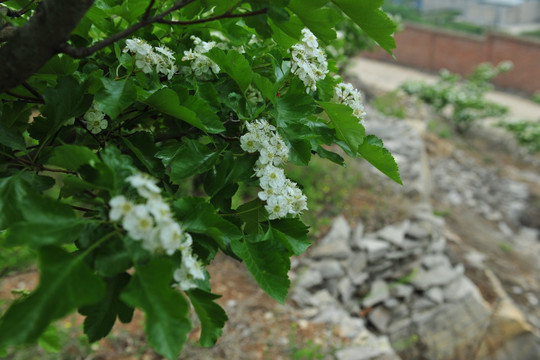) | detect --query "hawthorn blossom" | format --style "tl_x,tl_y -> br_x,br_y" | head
290,28 -> 329,93
240,119 -> 308,219
333,82 -> 367,125
182,36 -> 220,79
108,171 -> 205,291
123,38 -> 177,79
83,104 -> 107,134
